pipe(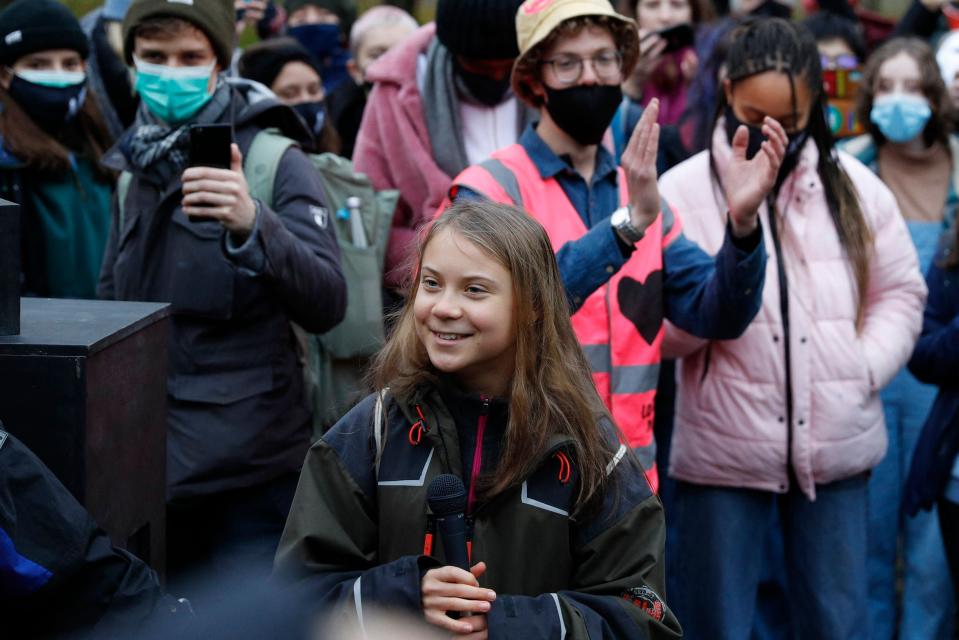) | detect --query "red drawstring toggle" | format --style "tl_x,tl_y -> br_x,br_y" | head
407,405 -> 429,446
554,451 -> 571,484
